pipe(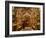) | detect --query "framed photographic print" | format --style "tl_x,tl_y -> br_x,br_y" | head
5,1 -> 45,37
